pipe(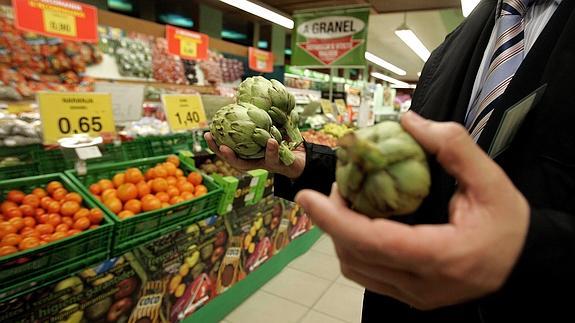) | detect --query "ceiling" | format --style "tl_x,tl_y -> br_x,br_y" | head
257,0 -> 462,14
